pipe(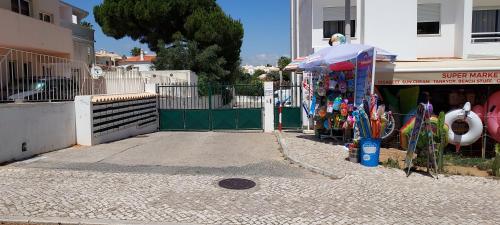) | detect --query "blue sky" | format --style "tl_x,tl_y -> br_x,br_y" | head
64,0 -> 291,66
